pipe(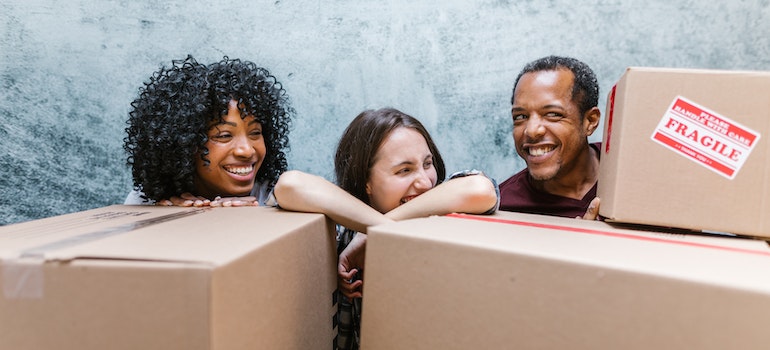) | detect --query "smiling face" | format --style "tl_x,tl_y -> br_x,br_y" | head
194,100 -> 266,198
511,69 -> 598,183
365,126 -> 438,213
